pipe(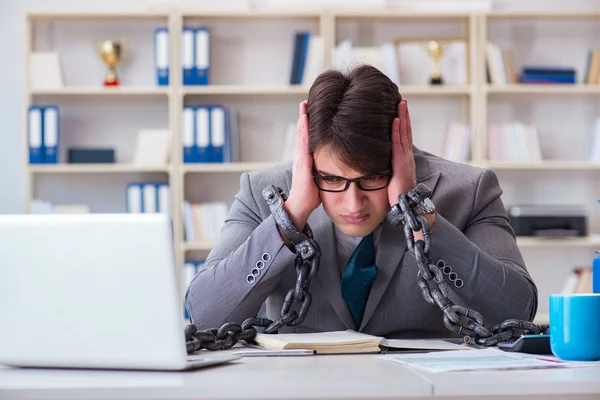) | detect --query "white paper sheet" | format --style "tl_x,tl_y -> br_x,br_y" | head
378,348 -> 600,373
